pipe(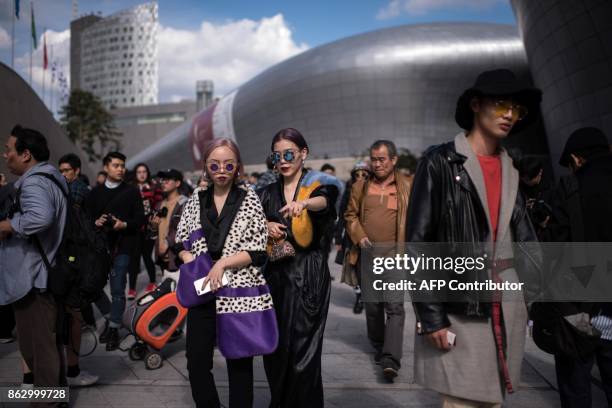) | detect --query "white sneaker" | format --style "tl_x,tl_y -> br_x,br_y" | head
0,337 -> 14,344
67,370 -> 99,387
21,383 -> 34,389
